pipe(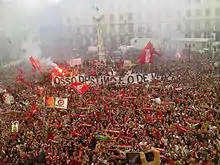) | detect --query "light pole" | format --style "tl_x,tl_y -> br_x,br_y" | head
185,43 -> 195,61
93,7 -> 105,62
